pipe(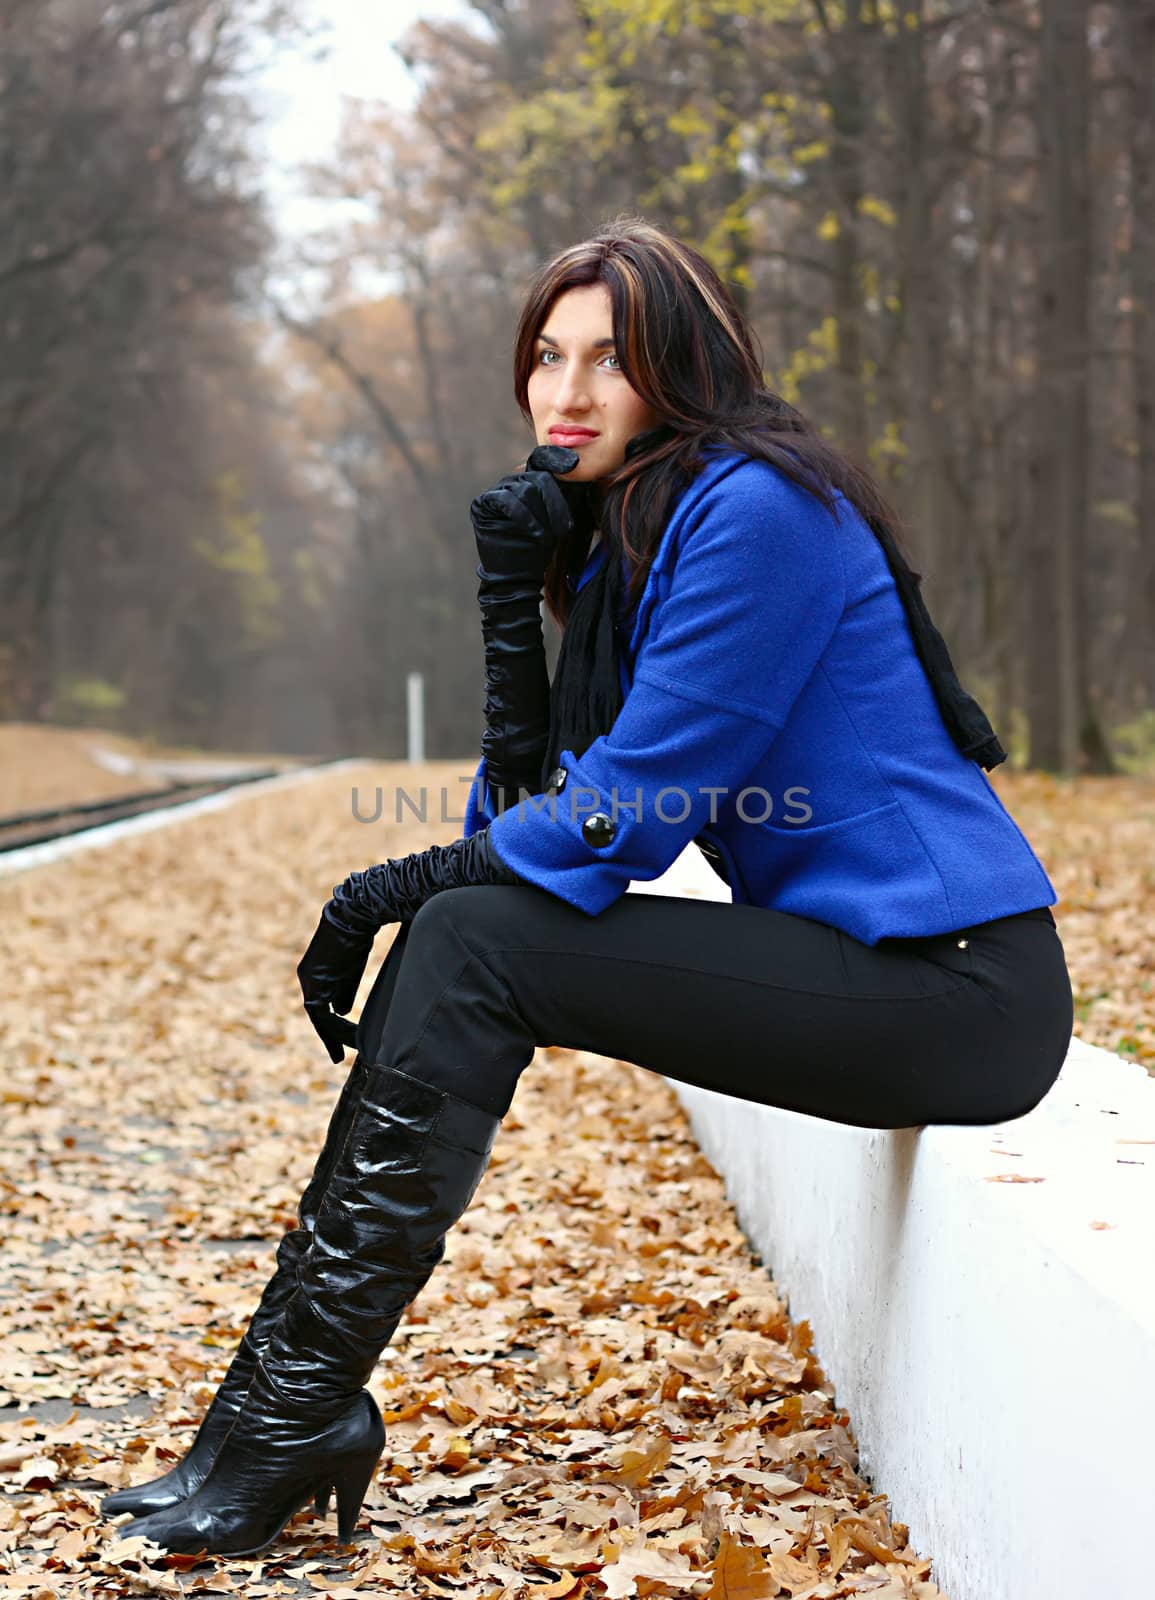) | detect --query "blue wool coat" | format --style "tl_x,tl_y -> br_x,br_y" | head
462,447 -> 1057,945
